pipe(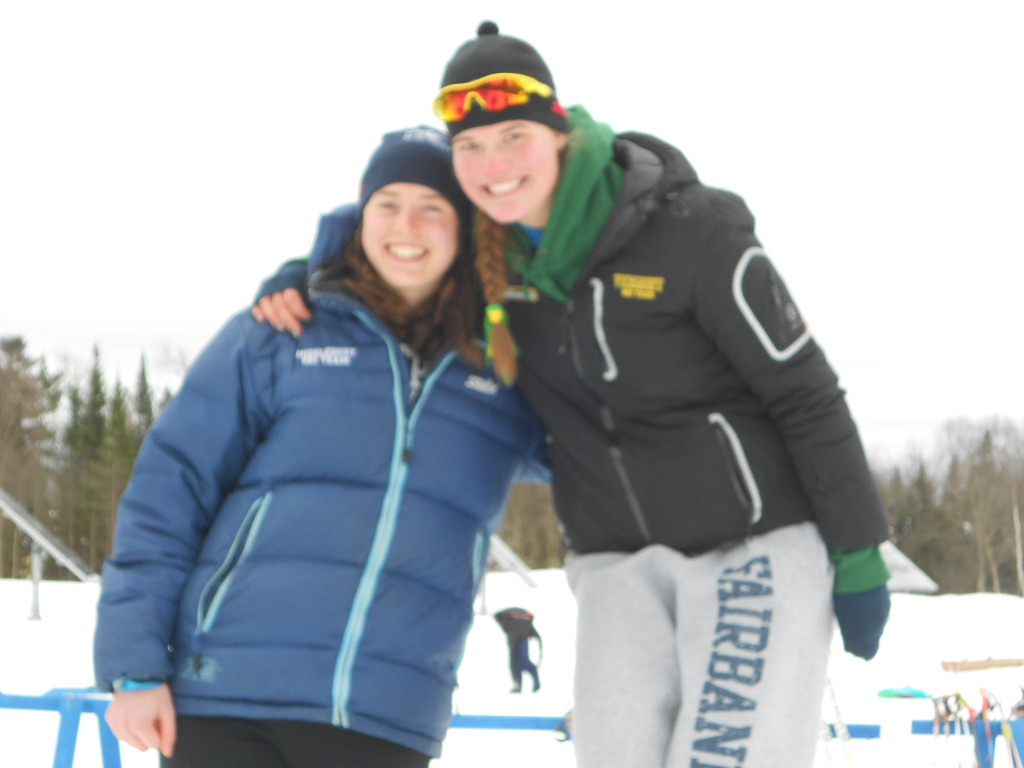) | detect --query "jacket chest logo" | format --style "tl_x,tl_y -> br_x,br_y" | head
613,273 -> 665,300
295,346 -> 358,367
503,285 -> 541,303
